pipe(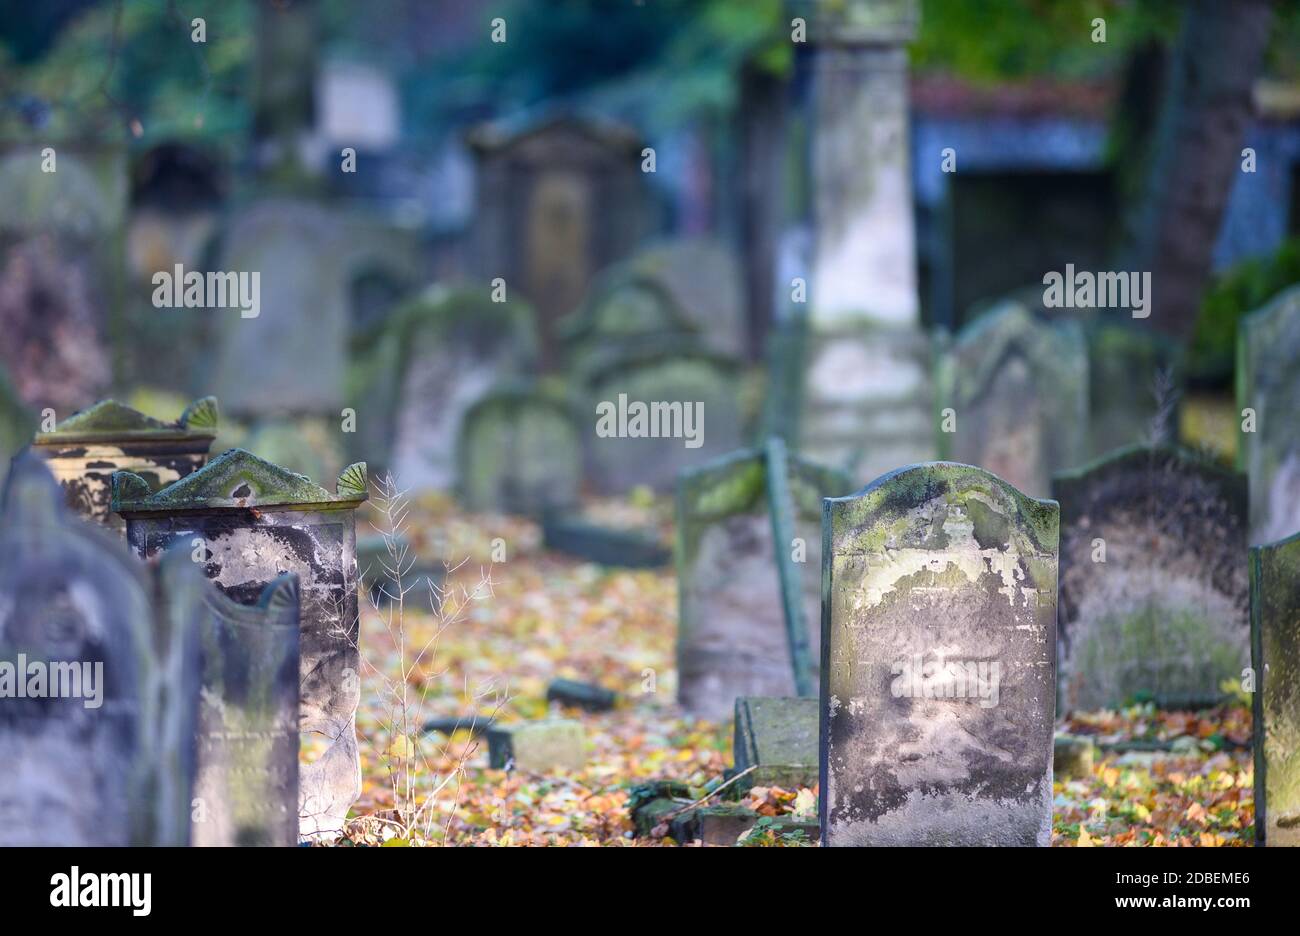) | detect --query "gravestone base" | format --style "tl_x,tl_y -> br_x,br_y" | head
798,325 -> 934,483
